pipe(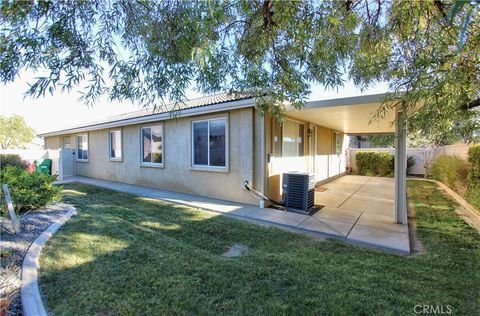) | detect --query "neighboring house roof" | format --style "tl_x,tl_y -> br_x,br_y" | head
38,93 -> 254,137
